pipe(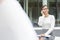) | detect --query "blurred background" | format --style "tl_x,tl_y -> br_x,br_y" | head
17,0 -> 60,37
17,0 -> 60,27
